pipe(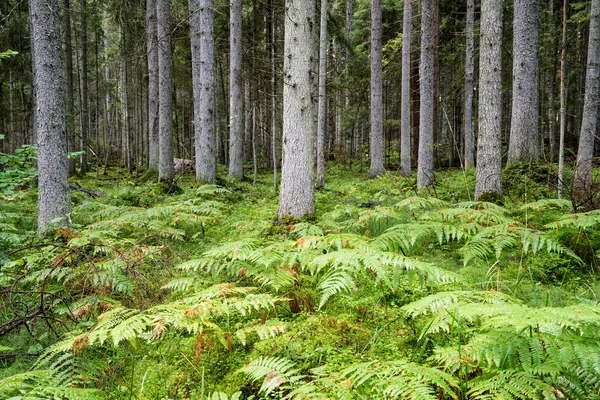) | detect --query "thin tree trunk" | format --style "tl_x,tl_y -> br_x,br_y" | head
418,0 -> 435,187
271,0 -> 278,191
79,0 -> 89,173
475,0 -> 504,199
558,0 -> 567,198
228,0 -> 243,179
316,0 -> 328,188
464,0 -> 475,169
369,0 -> 384,177
146,0 -> 159,172
400,0 -> 412,176
63,0 -> 76,174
